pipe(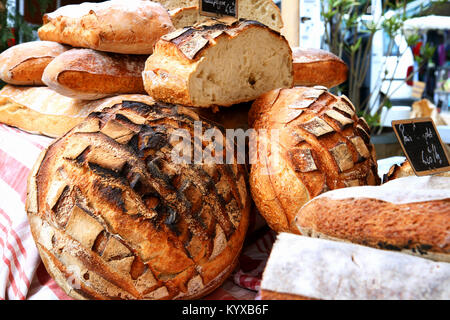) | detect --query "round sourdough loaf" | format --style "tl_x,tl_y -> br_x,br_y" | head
249,86 -> 380,234
143,20 -> 293,108
26,100 -> 250,300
